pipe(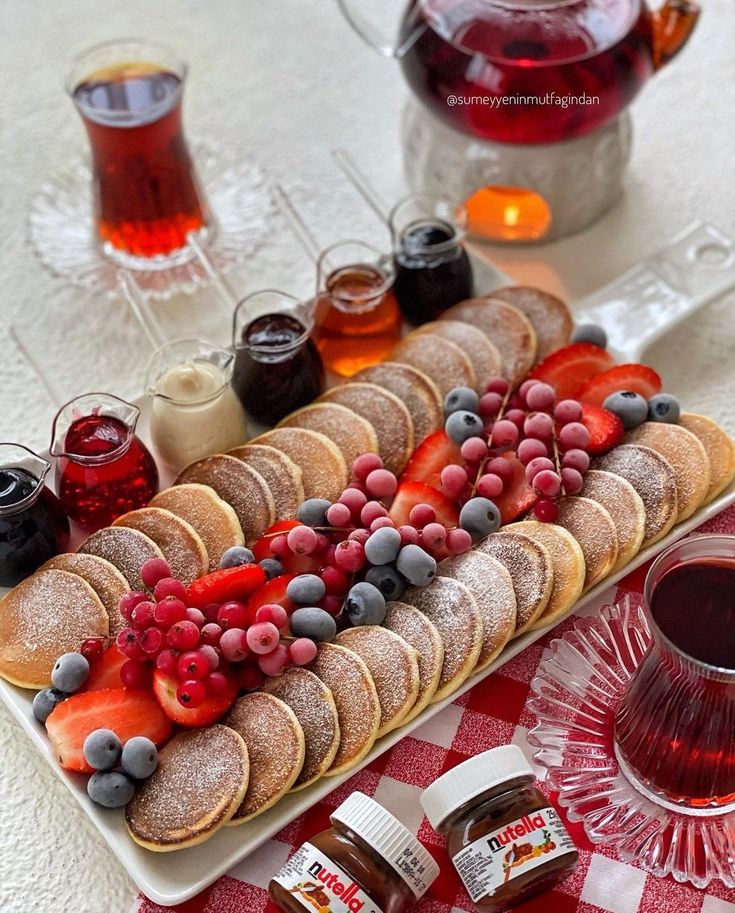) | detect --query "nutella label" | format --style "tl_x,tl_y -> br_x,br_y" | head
451,806 -> 575,903
272,843 -> 385,913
